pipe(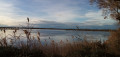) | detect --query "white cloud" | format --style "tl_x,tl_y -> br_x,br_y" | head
0,0 -> 37,26
0,1 -> 17,26
34,1 -> 83,22
0,0 -> 84,26
0,0 -> 117,27
83,10 -> 117,26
